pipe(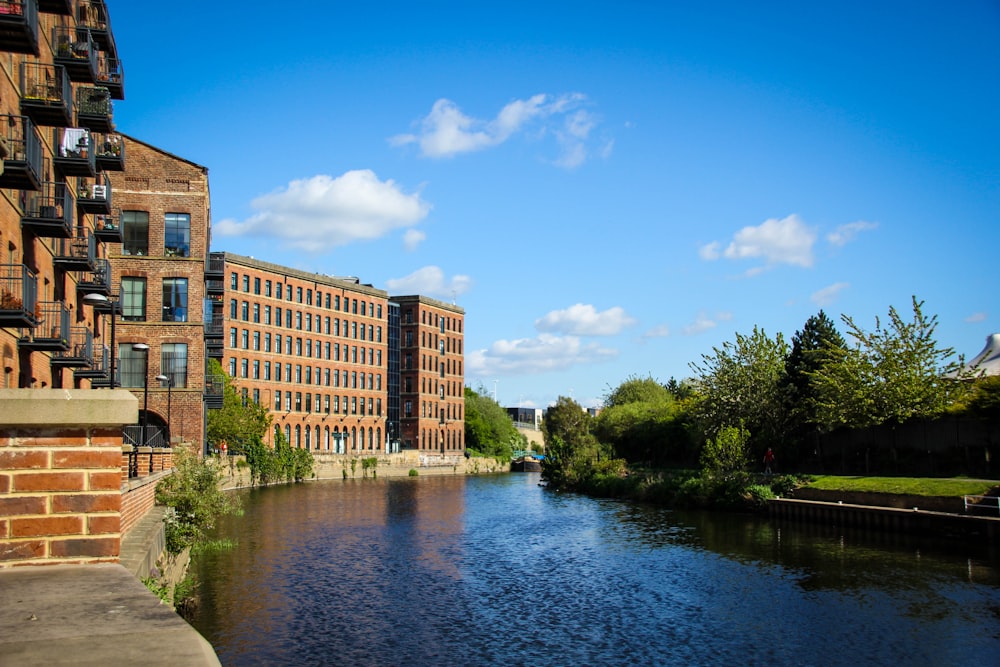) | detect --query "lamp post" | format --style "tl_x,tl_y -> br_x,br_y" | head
82,293 -> 120,388
132,343 -> 150,447
155,373 -> 172,445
